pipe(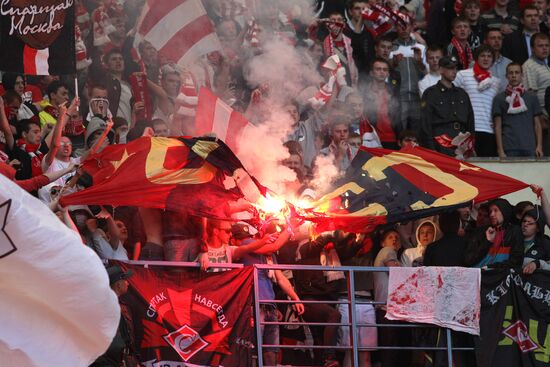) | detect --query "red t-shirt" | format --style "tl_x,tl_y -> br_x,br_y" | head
375,89 -> 396,143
